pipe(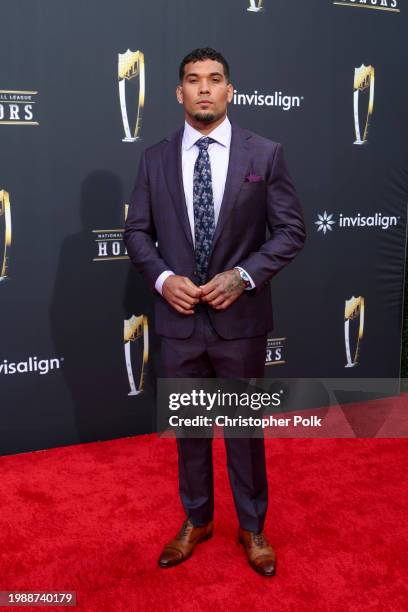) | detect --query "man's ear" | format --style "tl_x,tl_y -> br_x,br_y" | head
176,84 -> 183,104
226,82 -> 234,103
